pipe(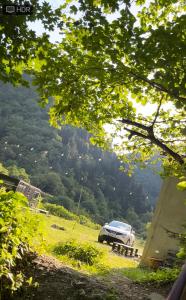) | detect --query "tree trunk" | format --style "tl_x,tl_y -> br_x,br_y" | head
180,283 -> 186,300
167,263 -> 186,300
